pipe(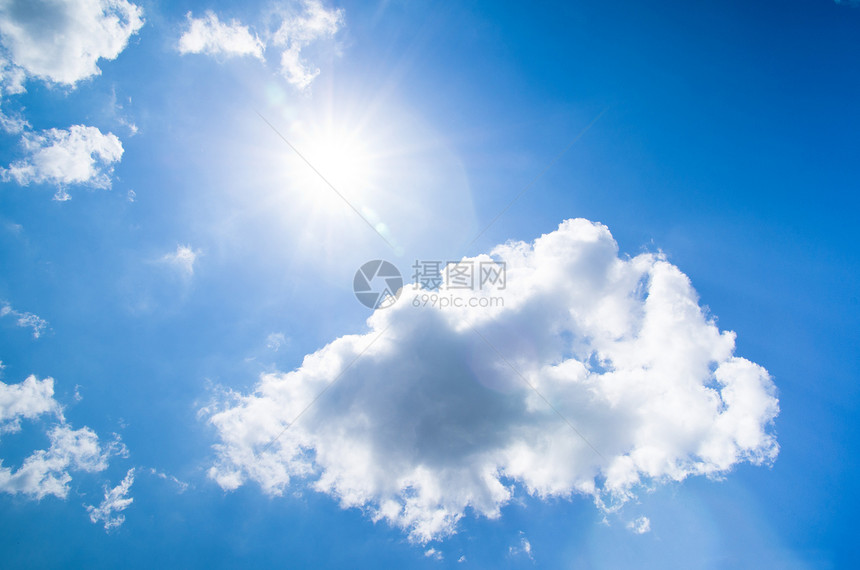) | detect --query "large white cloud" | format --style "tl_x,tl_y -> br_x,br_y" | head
1,125 -> 123,199
205,219 -> 779,542
178,12 -> 264,60
0,372 -> 125,500
0,0 -> 144,86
